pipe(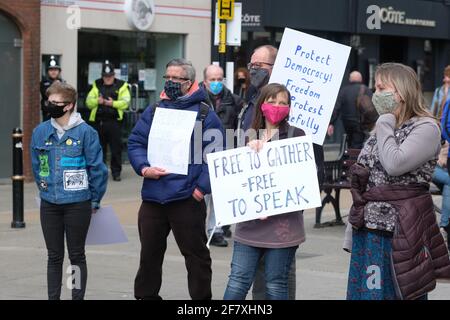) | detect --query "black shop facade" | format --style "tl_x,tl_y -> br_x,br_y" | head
212,0 -> 450,95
